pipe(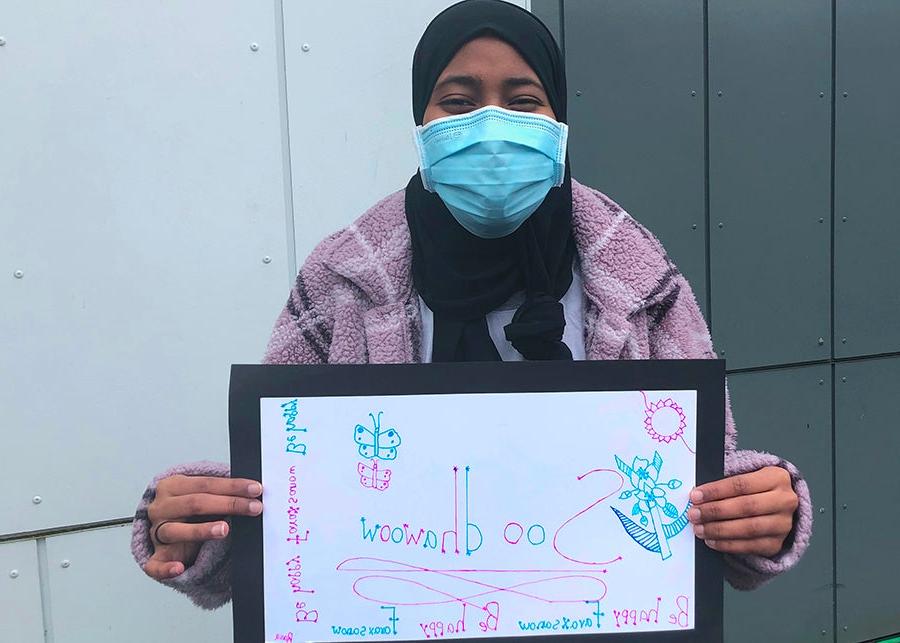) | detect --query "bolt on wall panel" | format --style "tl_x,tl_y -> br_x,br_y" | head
708,0 -> 832,368
565,0 -> 709,316
835,357 -> 900,643
723,365 -> 833,643
834,0 -> 900,358
44,525 -> 231,642
0,1 -> 290,534
0,540 -> 44,643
